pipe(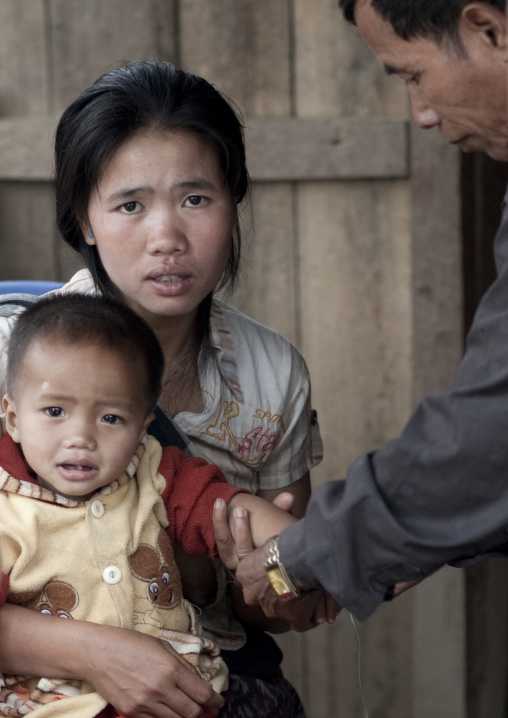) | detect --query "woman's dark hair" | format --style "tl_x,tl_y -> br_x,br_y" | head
55,59 -> 249,327
339,0 -> 506,44
7,293 -> 164,413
